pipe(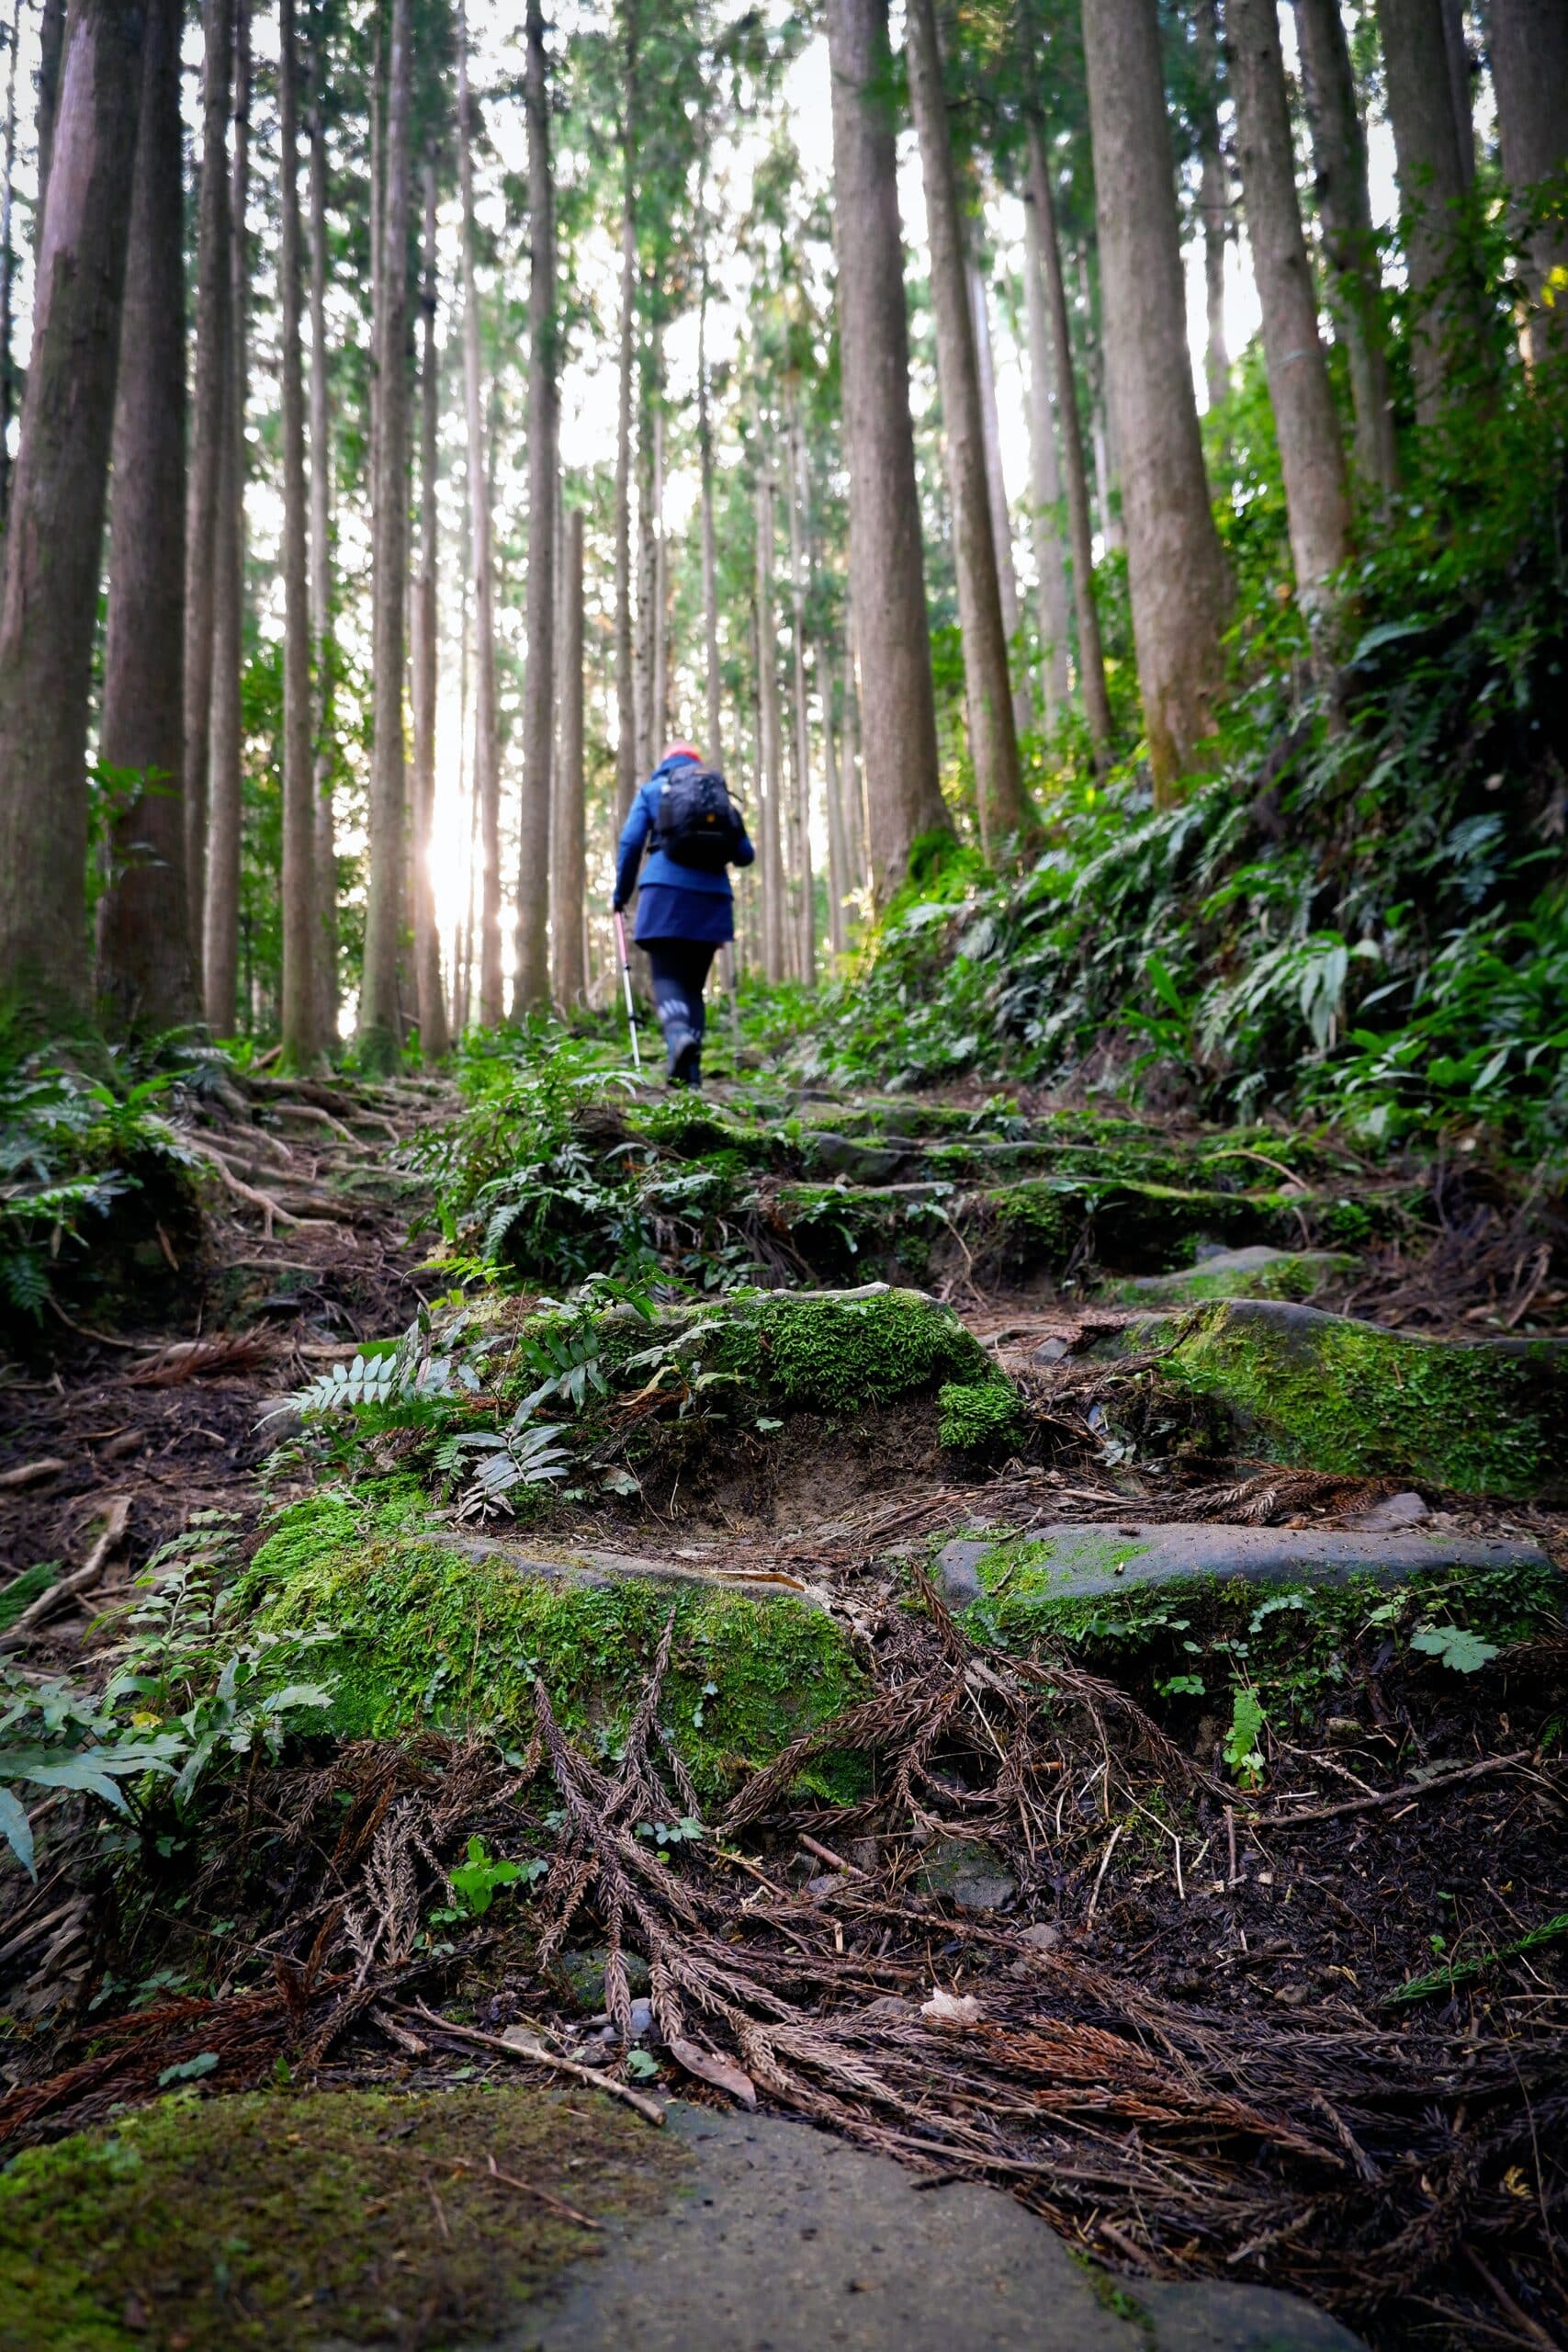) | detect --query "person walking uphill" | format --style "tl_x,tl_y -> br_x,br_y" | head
614,742 -> 754,1088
